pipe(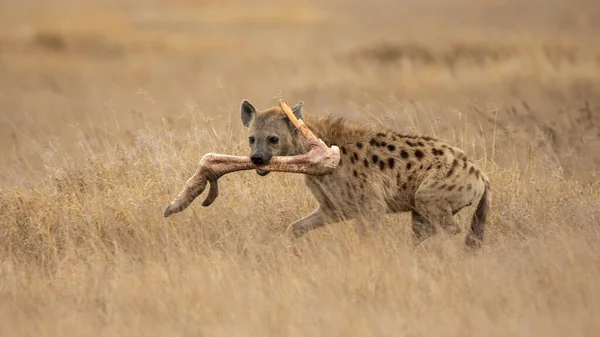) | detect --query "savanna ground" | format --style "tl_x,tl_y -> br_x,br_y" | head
1,0 -> 600,336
